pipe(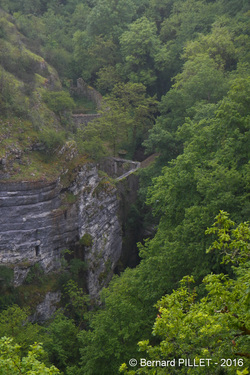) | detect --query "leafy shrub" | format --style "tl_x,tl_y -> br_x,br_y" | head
0,337 -> 60,374
0,266 -> 13,289
0,266 -> 15,309
38,127 -> 65,154
42,90 -> 75,116
24,263 -> 45,285
79,233 -> 93,247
